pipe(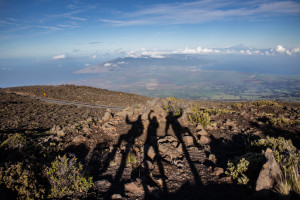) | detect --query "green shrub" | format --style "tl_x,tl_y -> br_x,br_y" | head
251,100 -> 282,108
225,152 -> 264,185
126,153 -> 137,166
0,163 -> 45,200
206,108 -> 234,115
188,104 -> 211,128
266,117 -> 300,126
46,154 -> 93,198
163,97 -> 183,117
227,136 -> 300,195
233,103 -> 243,109
0,133 -> 27,149
251,136 -> 299,170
